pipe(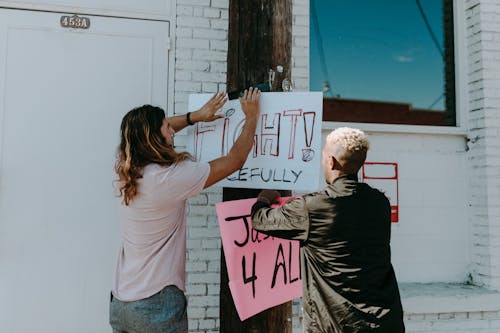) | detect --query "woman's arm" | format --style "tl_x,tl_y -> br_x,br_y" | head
204,88 -> 260,188
168,92 -> 227,132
